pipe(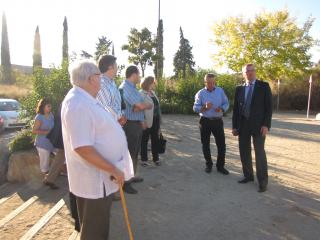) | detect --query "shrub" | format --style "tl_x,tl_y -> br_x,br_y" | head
20,62 -> 71,119
156,70 -> 239,114
9,128 -> 34,153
